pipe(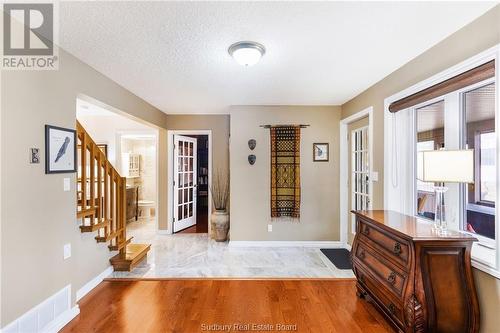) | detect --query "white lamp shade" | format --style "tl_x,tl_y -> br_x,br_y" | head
418,149 -> 474,183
